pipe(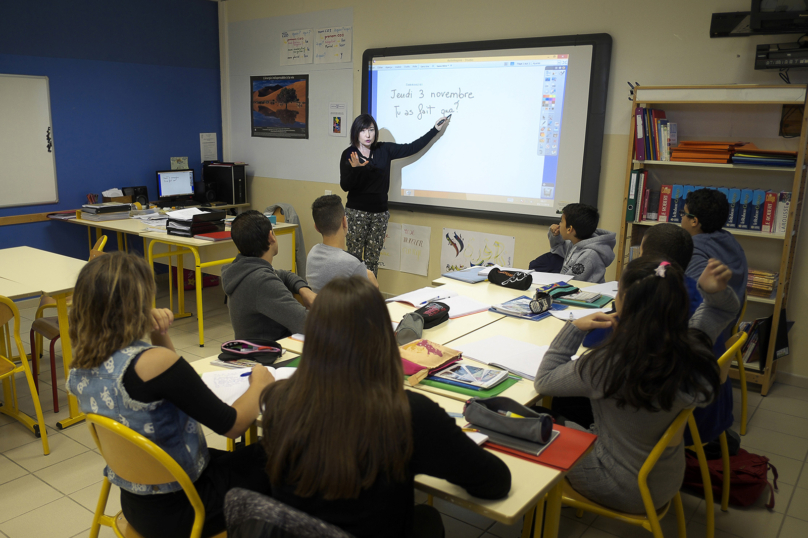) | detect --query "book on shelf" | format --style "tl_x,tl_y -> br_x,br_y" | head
747,268 -> 778,299
726,187 -> 741,228
775,192 -> 792,233
748,189 -> 766,231
669,184 -> 684,223
738,189 -> 754,230
658,185 -> 672,222
634,107 -> 646,161
625,169 -> 639,222
646,190 -> 661,221
761,191 -> 778,233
